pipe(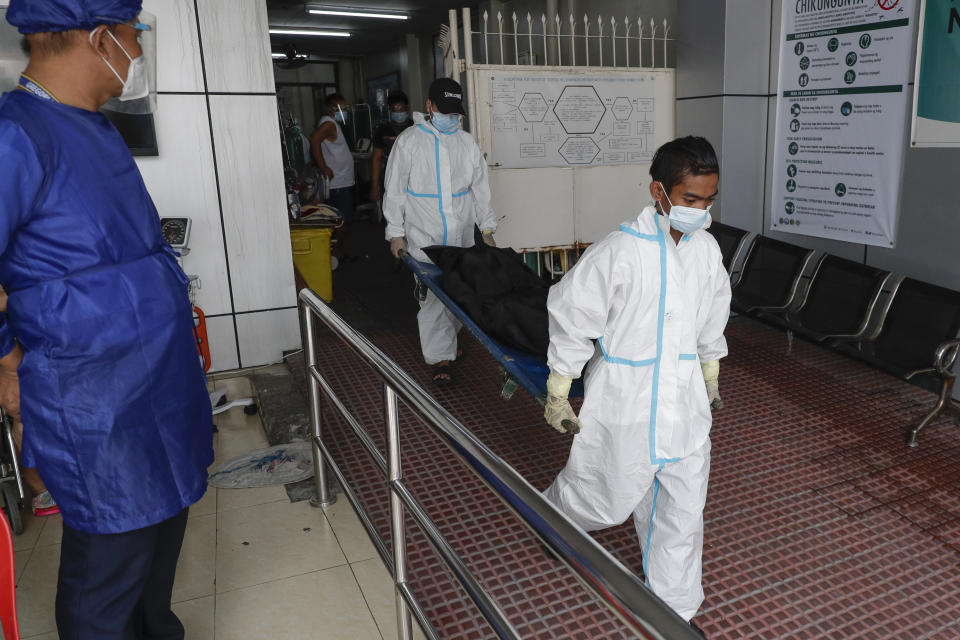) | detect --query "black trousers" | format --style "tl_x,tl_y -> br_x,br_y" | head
55,508 -> 189,640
